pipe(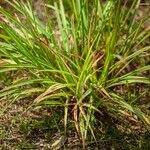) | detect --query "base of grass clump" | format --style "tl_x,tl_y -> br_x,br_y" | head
0,100 -> 150,149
